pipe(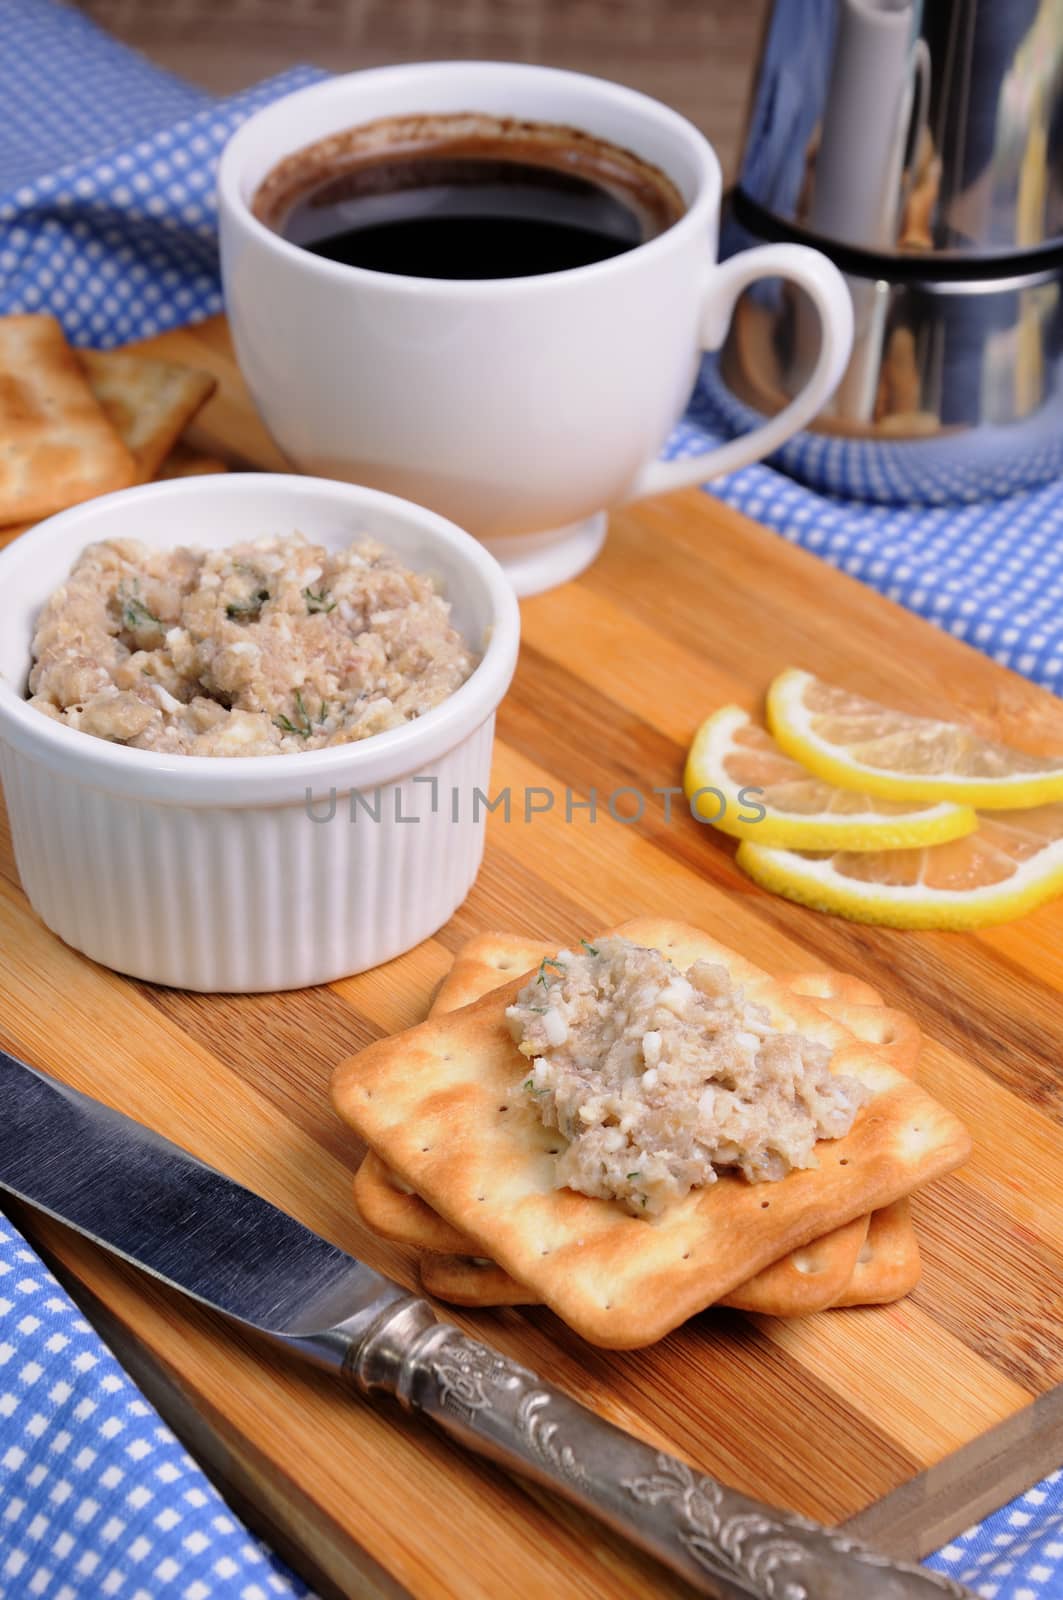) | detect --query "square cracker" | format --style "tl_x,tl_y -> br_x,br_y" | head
378,936 -> 883,1315
418,1200 -> 924,1310
407,935 -> 916,1313
355,1150 -> 471,1255
0,314 -> 136,520
417,1227 -> 876,1313
421,1251 -> 536,1307
80,349 -> 216,482
414,937 -> 918,1314
833,1198 -> 921,1307
333,917 -> 968,1347
357,1149 -> 872,1315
